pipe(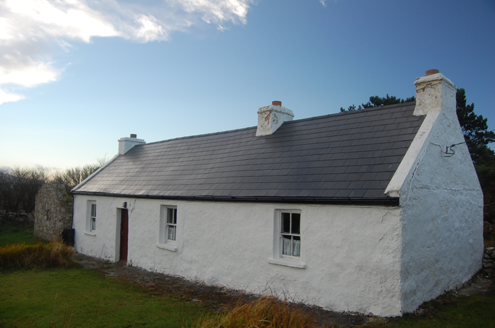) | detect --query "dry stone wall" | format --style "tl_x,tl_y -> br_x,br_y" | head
483,247 -> 495,276
0,210 -> 34,226
34,182 -> 73,241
